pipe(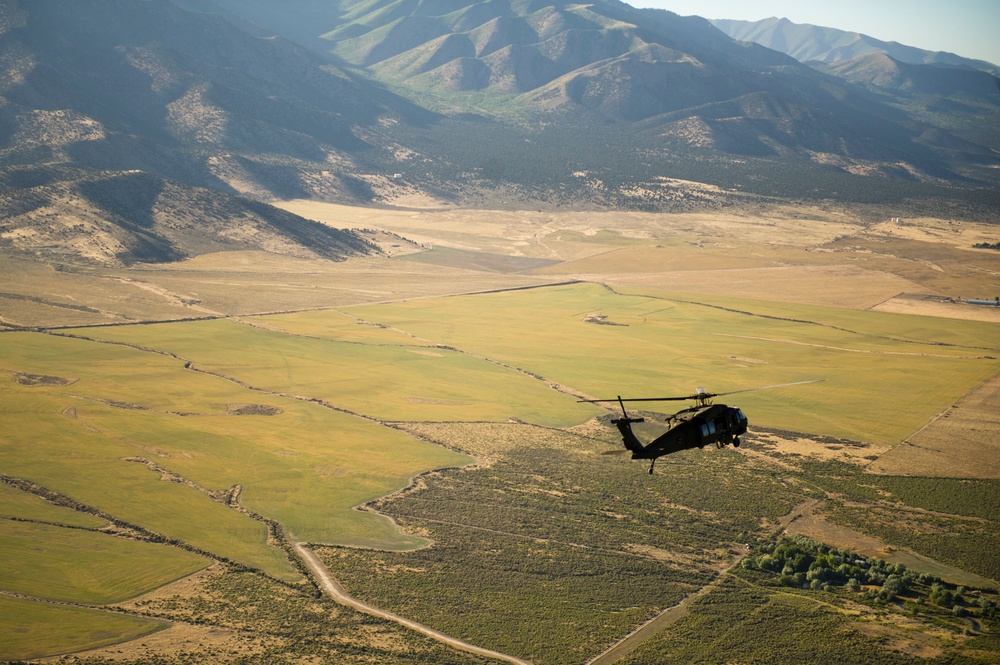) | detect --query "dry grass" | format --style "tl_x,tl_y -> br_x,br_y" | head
53,566 -> 269,664
872,294 -> 1000,322
747,430 -> 890,465
281,201 -> 1000,316
581,263 -> 920,309
868,371 -> 1000,479
5,204 -> 998,327
392,421 -> 611,460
